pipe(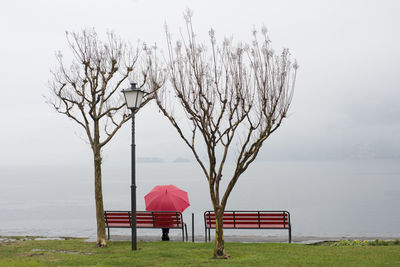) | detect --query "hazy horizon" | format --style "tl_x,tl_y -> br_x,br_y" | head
1,0 -> 399,168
